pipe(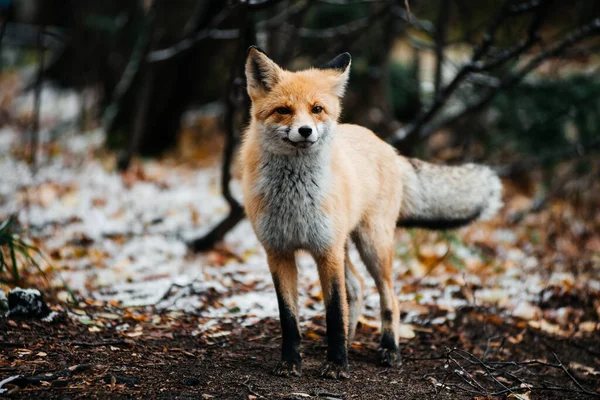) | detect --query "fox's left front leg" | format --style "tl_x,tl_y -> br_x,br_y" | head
316,246 -> 350,379
268,251 -> 302,377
